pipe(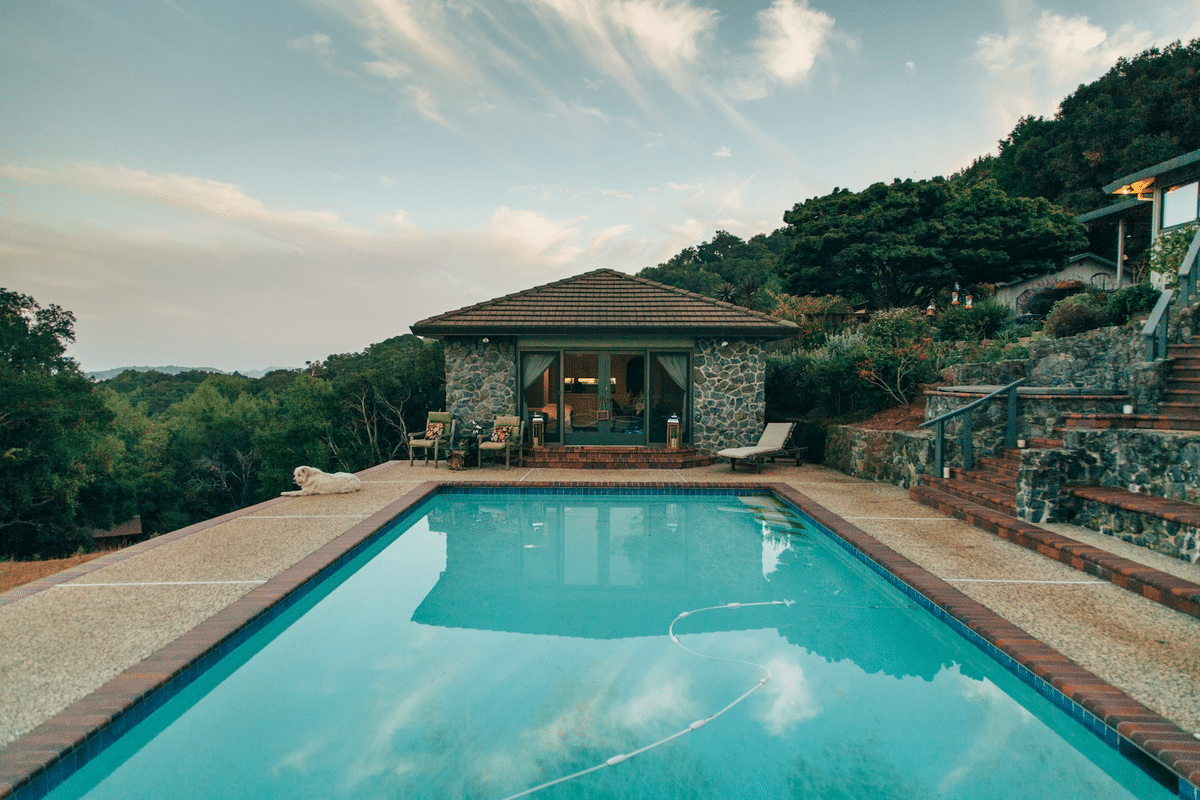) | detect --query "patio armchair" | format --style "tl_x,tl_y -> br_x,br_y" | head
478,415 -> 523,470
409,411 -> 456,468
716,422 -> 803,473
